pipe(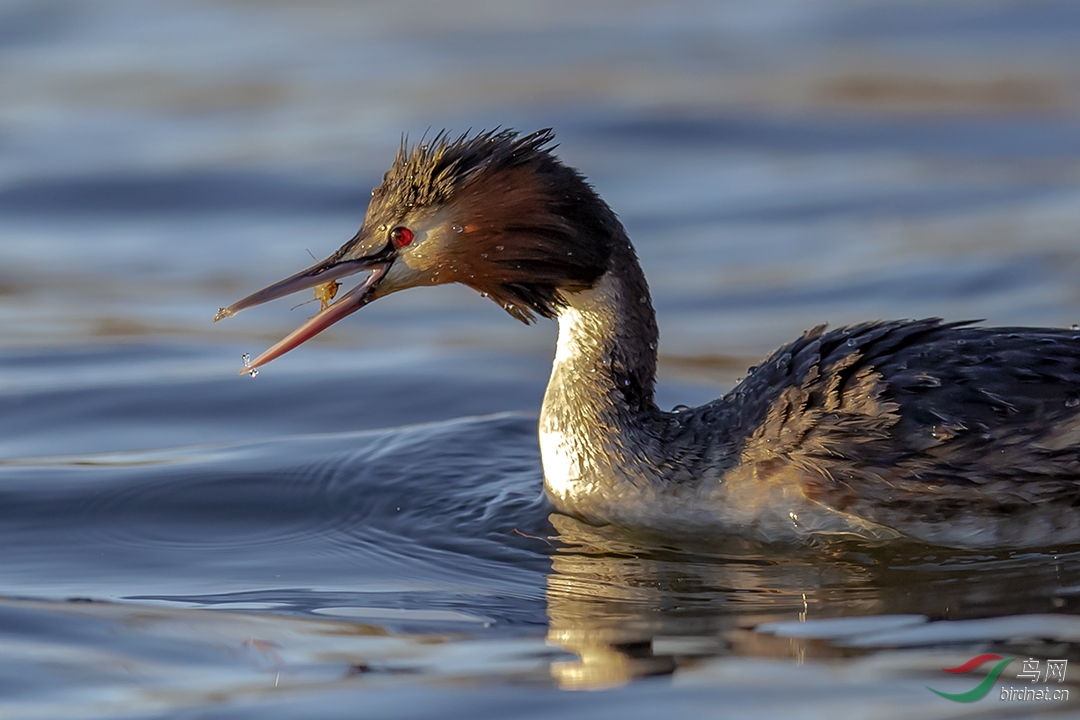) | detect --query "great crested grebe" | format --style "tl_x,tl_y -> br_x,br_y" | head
216,129 -> 1080,548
